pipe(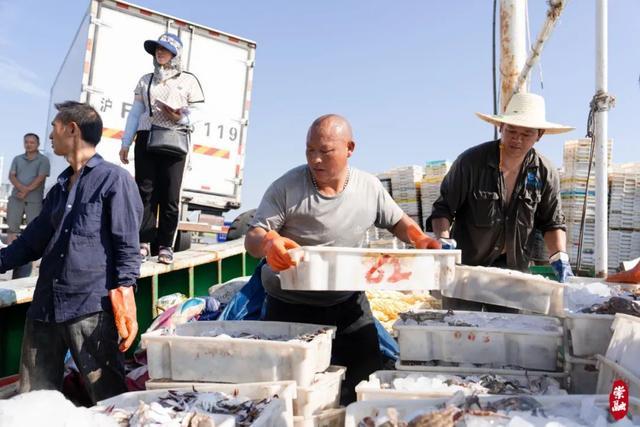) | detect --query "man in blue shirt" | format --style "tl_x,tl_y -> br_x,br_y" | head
0,101 -> 143,403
